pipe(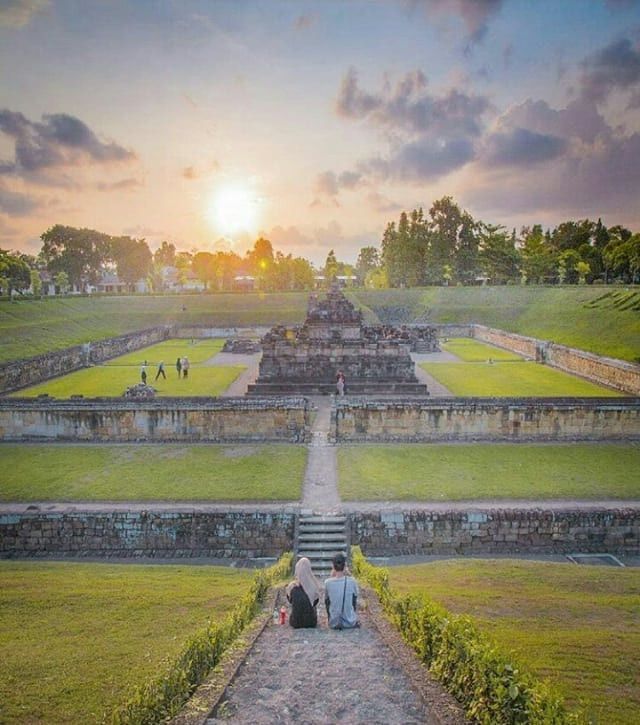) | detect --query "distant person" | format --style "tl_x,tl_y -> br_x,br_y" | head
155,360 -> 166,380
140,364 -> 147,384
324,553 -> 359,630
176,357 -> 182,378
181,356 -> 190,379
286,557 -> 321,629
336,370 -> 345,396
